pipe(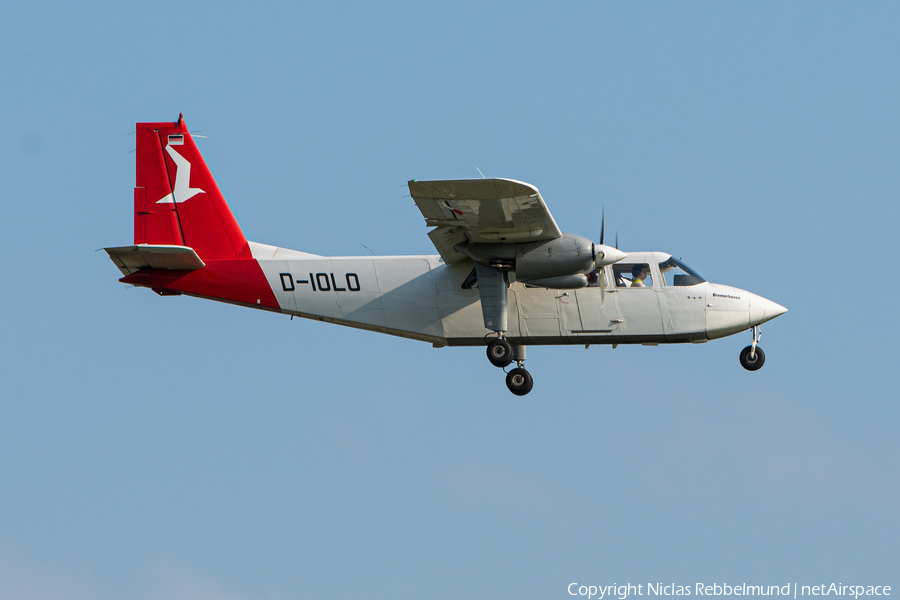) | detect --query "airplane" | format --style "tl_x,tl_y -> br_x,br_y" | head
105,115 -> 787,395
